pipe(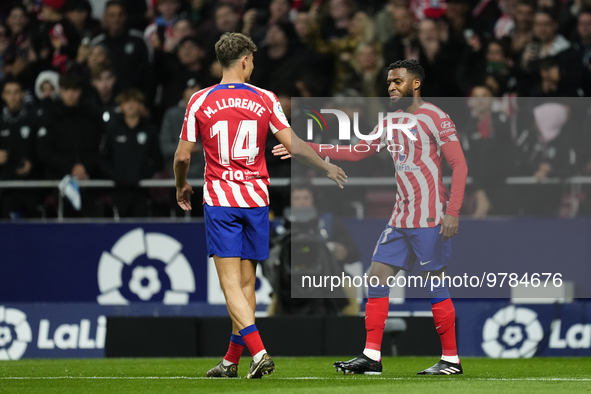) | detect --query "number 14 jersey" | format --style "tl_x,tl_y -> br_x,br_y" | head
180,83 -> 290,208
